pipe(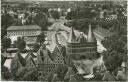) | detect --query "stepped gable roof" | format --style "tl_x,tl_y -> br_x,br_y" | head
87,24 -> 96,42
64,67 -> 76,80
13,52 -> 26,66
7,25 -> 41,31
68,27 -> 76,43
25,51 -> 36,61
